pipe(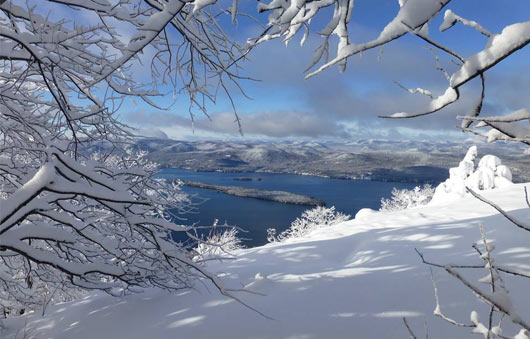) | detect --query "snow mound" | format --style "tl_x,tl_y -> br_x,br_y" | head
355,208 -> 377,219
431,146 -> 513,204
